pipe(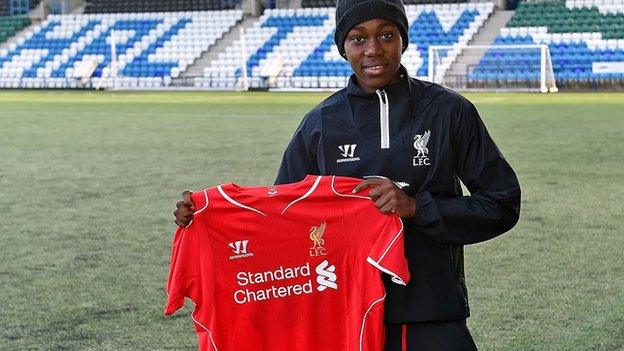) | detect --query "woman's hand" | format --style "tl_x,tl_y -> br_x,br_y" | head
173,191 -> 194,227
353,178 -> 417,218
